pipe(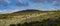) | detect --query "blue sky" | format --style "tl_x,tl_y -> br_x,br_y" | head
0,0 -> 60,14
